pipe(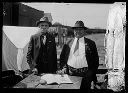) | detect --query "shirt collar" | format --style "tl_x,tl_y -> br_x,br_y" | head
74,36 -> 85,42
